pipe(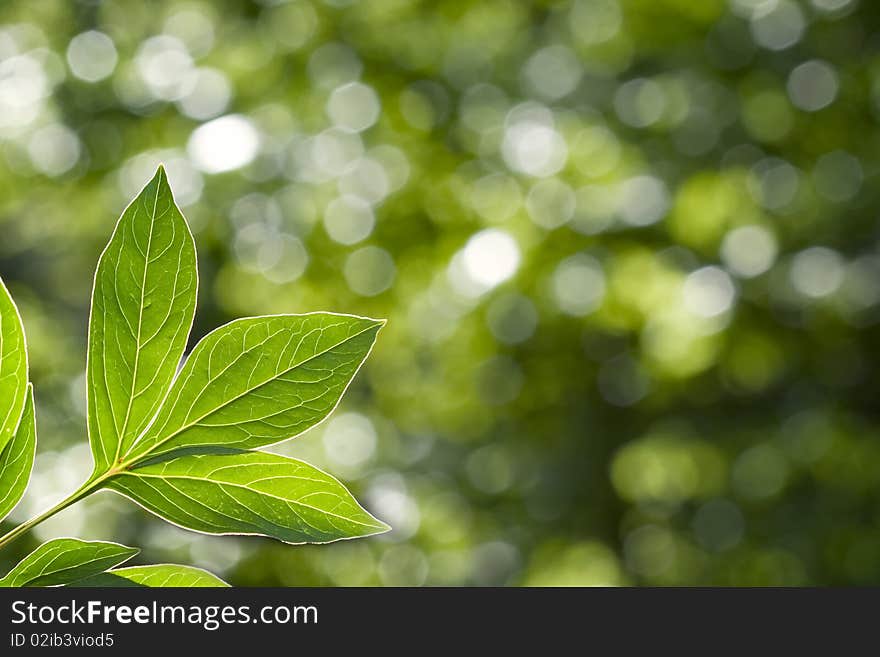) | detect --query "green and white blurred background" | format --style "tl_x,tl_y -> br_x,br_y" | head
1,0 -> 880,585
